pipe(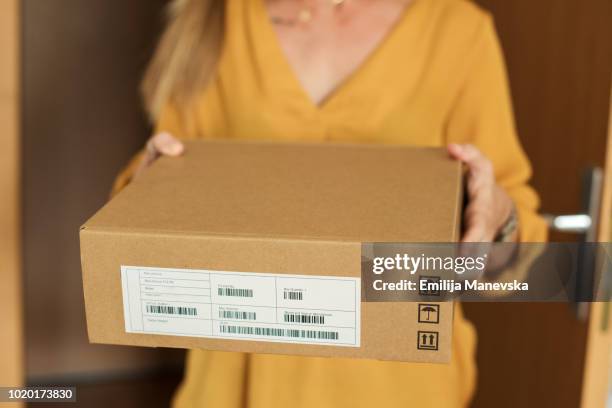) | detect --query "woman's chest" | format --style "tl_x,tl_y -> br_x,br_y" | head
196,81 -> 448,147
189,0 -> 461,147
